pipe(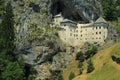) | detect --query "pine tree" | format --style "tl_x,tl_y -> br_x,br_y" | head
0,1 -> 15,53
0,2 -> 25,80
